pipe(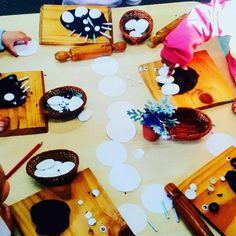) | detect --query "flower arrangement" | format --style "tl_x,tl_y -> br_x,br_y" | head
127,96 -> 179,140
